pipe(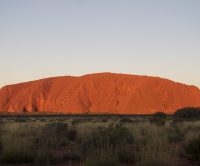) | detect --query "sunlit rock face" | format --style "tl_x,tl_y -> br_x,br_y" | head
0,73 -> 200,114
